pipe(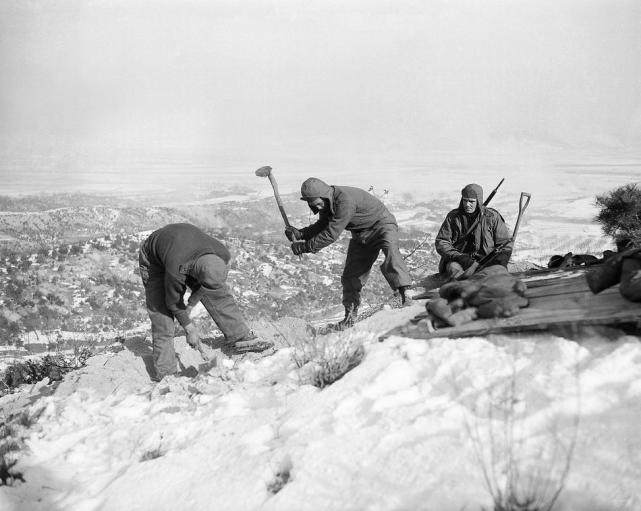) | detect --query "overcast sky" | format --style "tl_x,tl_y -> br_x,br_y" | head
1,0 -> 640,189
